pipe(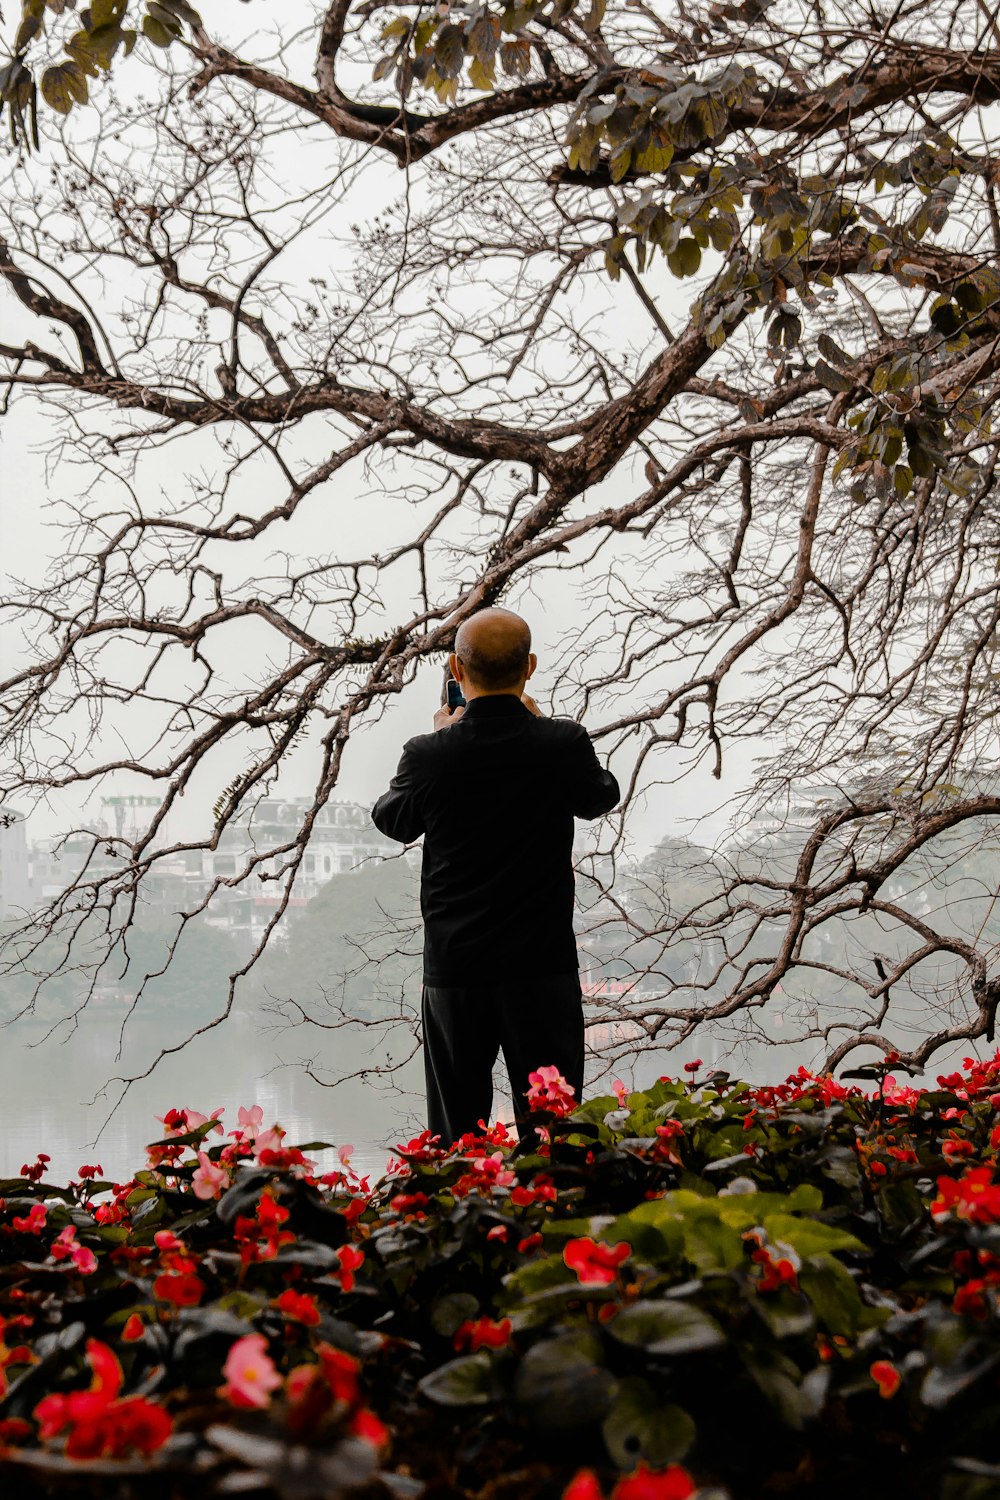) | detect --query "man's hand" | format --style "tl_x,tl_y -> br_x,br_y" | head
434,705 -> 465,731
521,693 -> 544,717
